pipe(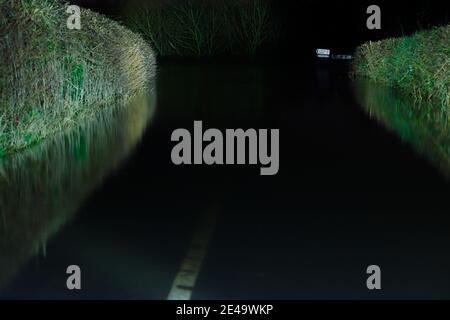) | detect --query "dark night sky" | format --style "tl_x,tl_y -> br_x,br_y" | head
68,0 -> 447,55
276,0 -> 447,53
